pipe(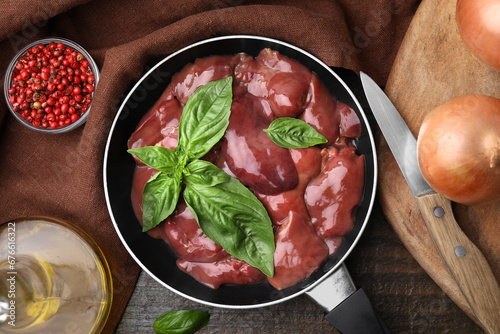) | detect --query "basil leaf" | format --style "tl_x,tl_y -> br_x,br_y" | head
264,117 -> 328,148
128,146 -> 178,174
183,160 -> 230,187
142,172 -> 181,232
154,310 -> 209,334
129,78 -> 277,278
183,176 -> 275,277
178,77 -> 233,159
